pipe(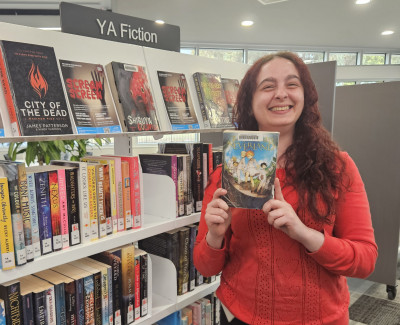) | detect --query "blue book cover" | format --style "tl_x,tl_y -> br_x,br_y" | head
54,283 -> 66,325
26,173 -> 41,258
34,171 -> 53,255
83,276 -> 94,325
0,299 -> 6,325
158,311 -> 181,325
